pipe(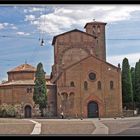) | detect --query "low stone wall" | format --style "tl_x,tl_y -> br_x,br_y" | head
123,110 -> 134,117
